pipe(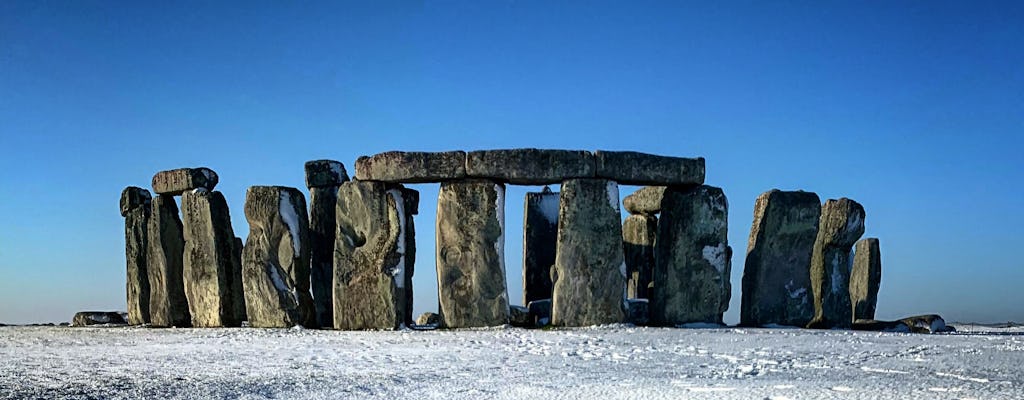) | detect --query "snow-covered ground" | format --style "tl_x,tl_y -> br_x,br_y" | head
1,324 -> 1022,399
